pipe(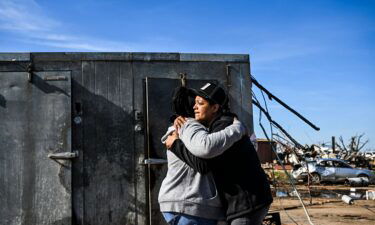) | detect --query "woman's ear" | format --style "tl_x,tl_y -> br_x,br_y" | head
212,104 -> 220,113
